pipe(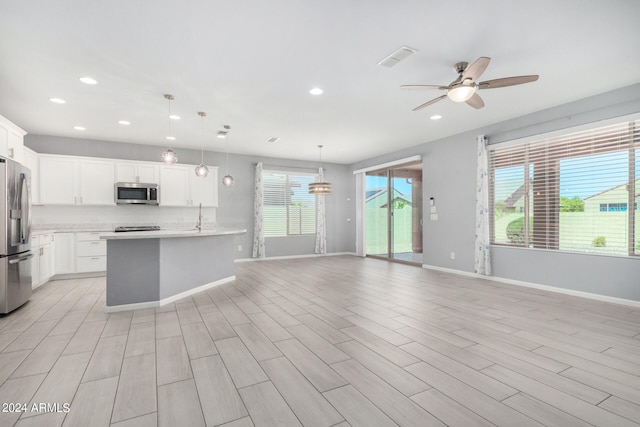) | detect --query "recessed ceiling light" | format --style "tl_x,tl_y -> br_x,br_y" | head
430,114 -> 442,120
265,136 -> 280,143
118,120 -> 131,125
309,87 -> 323,95
169,114 -> 180,120
49,97 -> 66,104
79,77 -> 97,85
166,136 -> 176,141
73,126 -> 85,131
